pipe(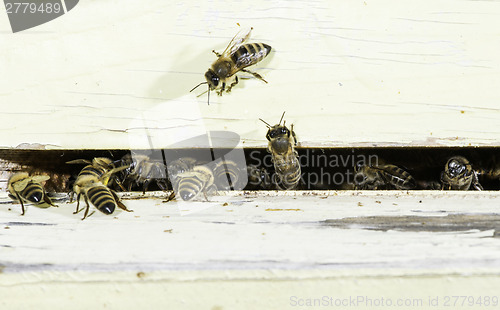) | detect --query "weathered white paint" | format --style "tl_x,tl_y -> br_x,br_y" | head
1,191 -> 500,309
1,1 -> 500,149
